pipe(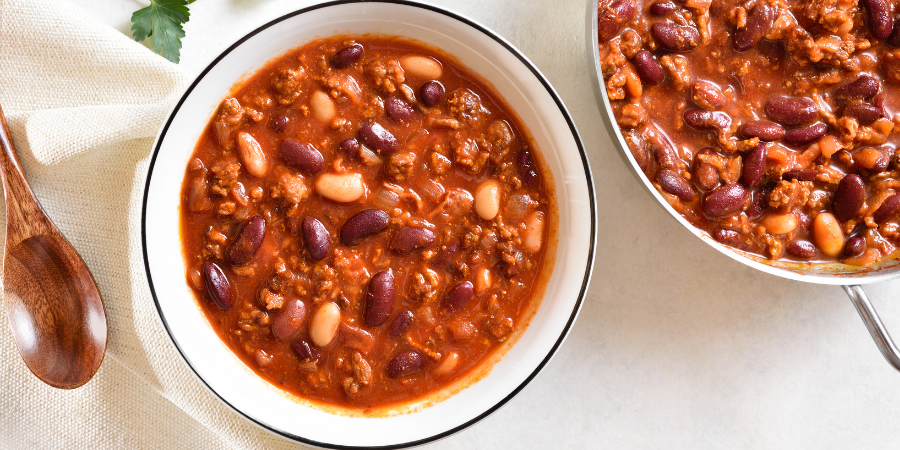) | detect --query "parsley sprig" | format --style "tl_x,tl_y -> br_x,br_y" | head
131,0 -> 195,63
